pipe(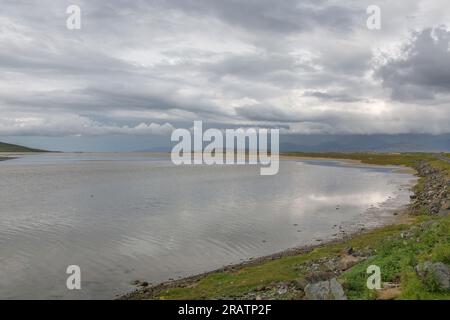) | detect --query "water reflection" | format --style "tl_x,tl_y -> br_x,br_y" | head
0,154 -> 415,299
